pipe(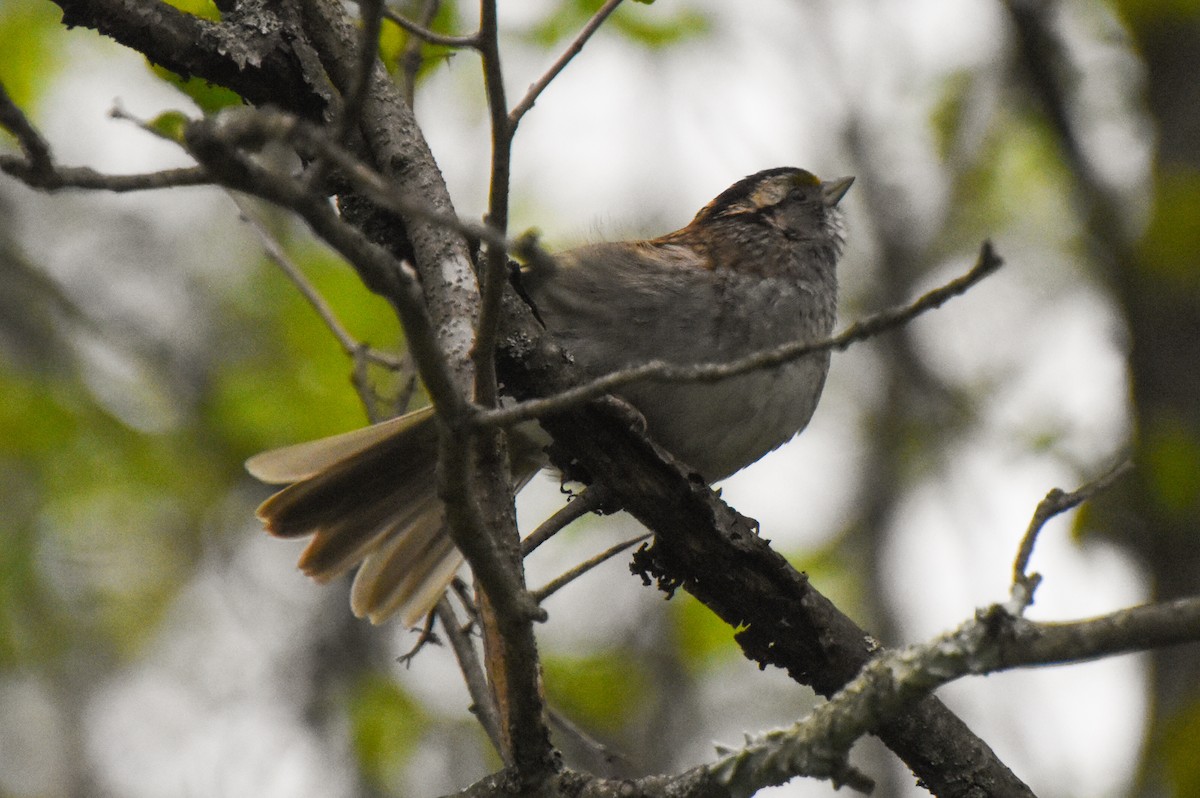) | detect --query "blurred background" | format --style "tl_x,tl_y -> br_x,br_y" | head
1,0 -> 1197,796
